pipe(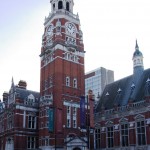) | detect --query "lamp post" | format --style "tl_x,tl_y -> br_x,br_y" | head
86,95 -> 90,150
